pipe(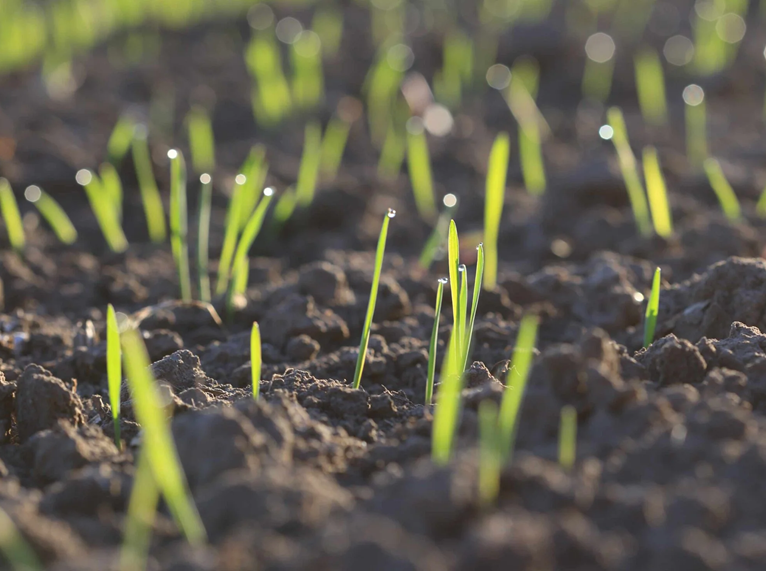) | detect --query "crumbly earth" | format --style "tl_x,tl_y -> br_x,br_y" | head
2,2 -> 766,570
